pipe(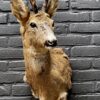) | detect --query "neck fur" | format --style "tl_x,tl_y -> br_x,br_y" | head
30,47 -> 51,74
